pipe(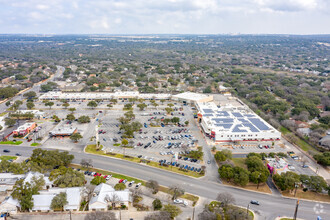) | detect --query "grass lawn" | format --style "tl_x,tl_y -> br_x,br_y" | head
222,181 -> 272,194
282,189 -> 330,202
113,143 -> 121,146
0,112 -> 7,117
231,158 -> 247,169
30,143 -> 40,146
0,141 -> 23,145
70,164 -> 199,203
280,218 -> 293,220
0,156 -> 17,161
280,126 -> 290,135
85,145 -> 204,178
280,126 -> 318,153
